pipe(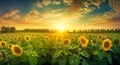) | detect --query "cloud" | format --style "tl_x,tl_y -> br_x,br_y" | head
35,1 -> 43,8
42,0 -> 51,6
25,9 -> 41,22
63,0 -> 72,5
109,0 -> 120,14
52,0 -> 61,5
90,0 -> 106,7
3,10 -> 19,18
87,12 -> 120,29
